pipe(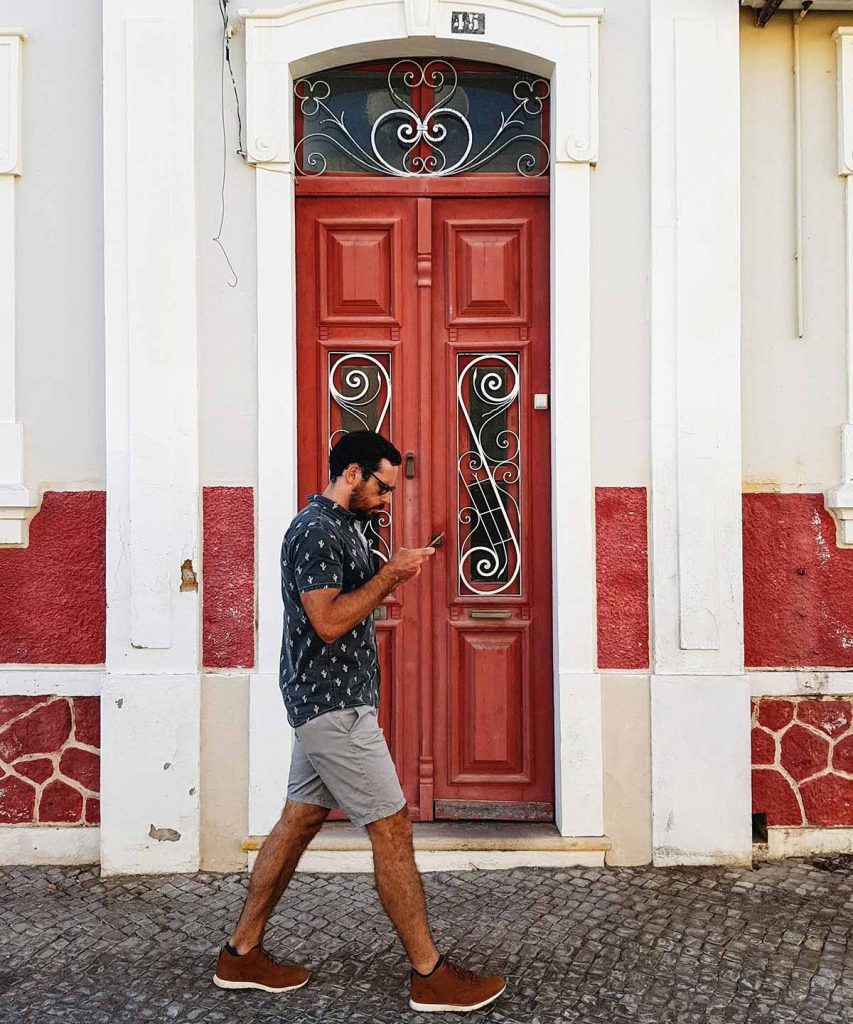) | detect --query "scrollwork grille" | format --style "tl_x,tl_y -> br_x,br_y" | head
456,353 -> 522,597
328,351 -> 393,562
294,59 -> 550,178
